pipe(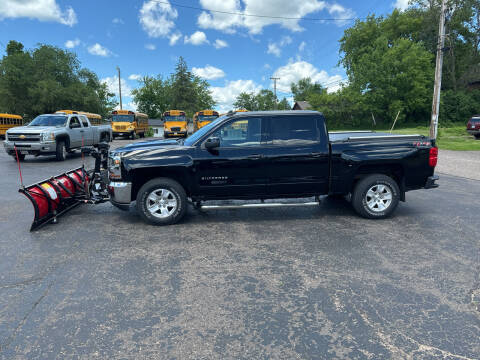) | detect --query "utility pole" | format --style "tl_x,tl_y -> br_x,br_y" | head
116,66 -> 123,110
429,0 -> 447,140
270,77 -> 280,110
